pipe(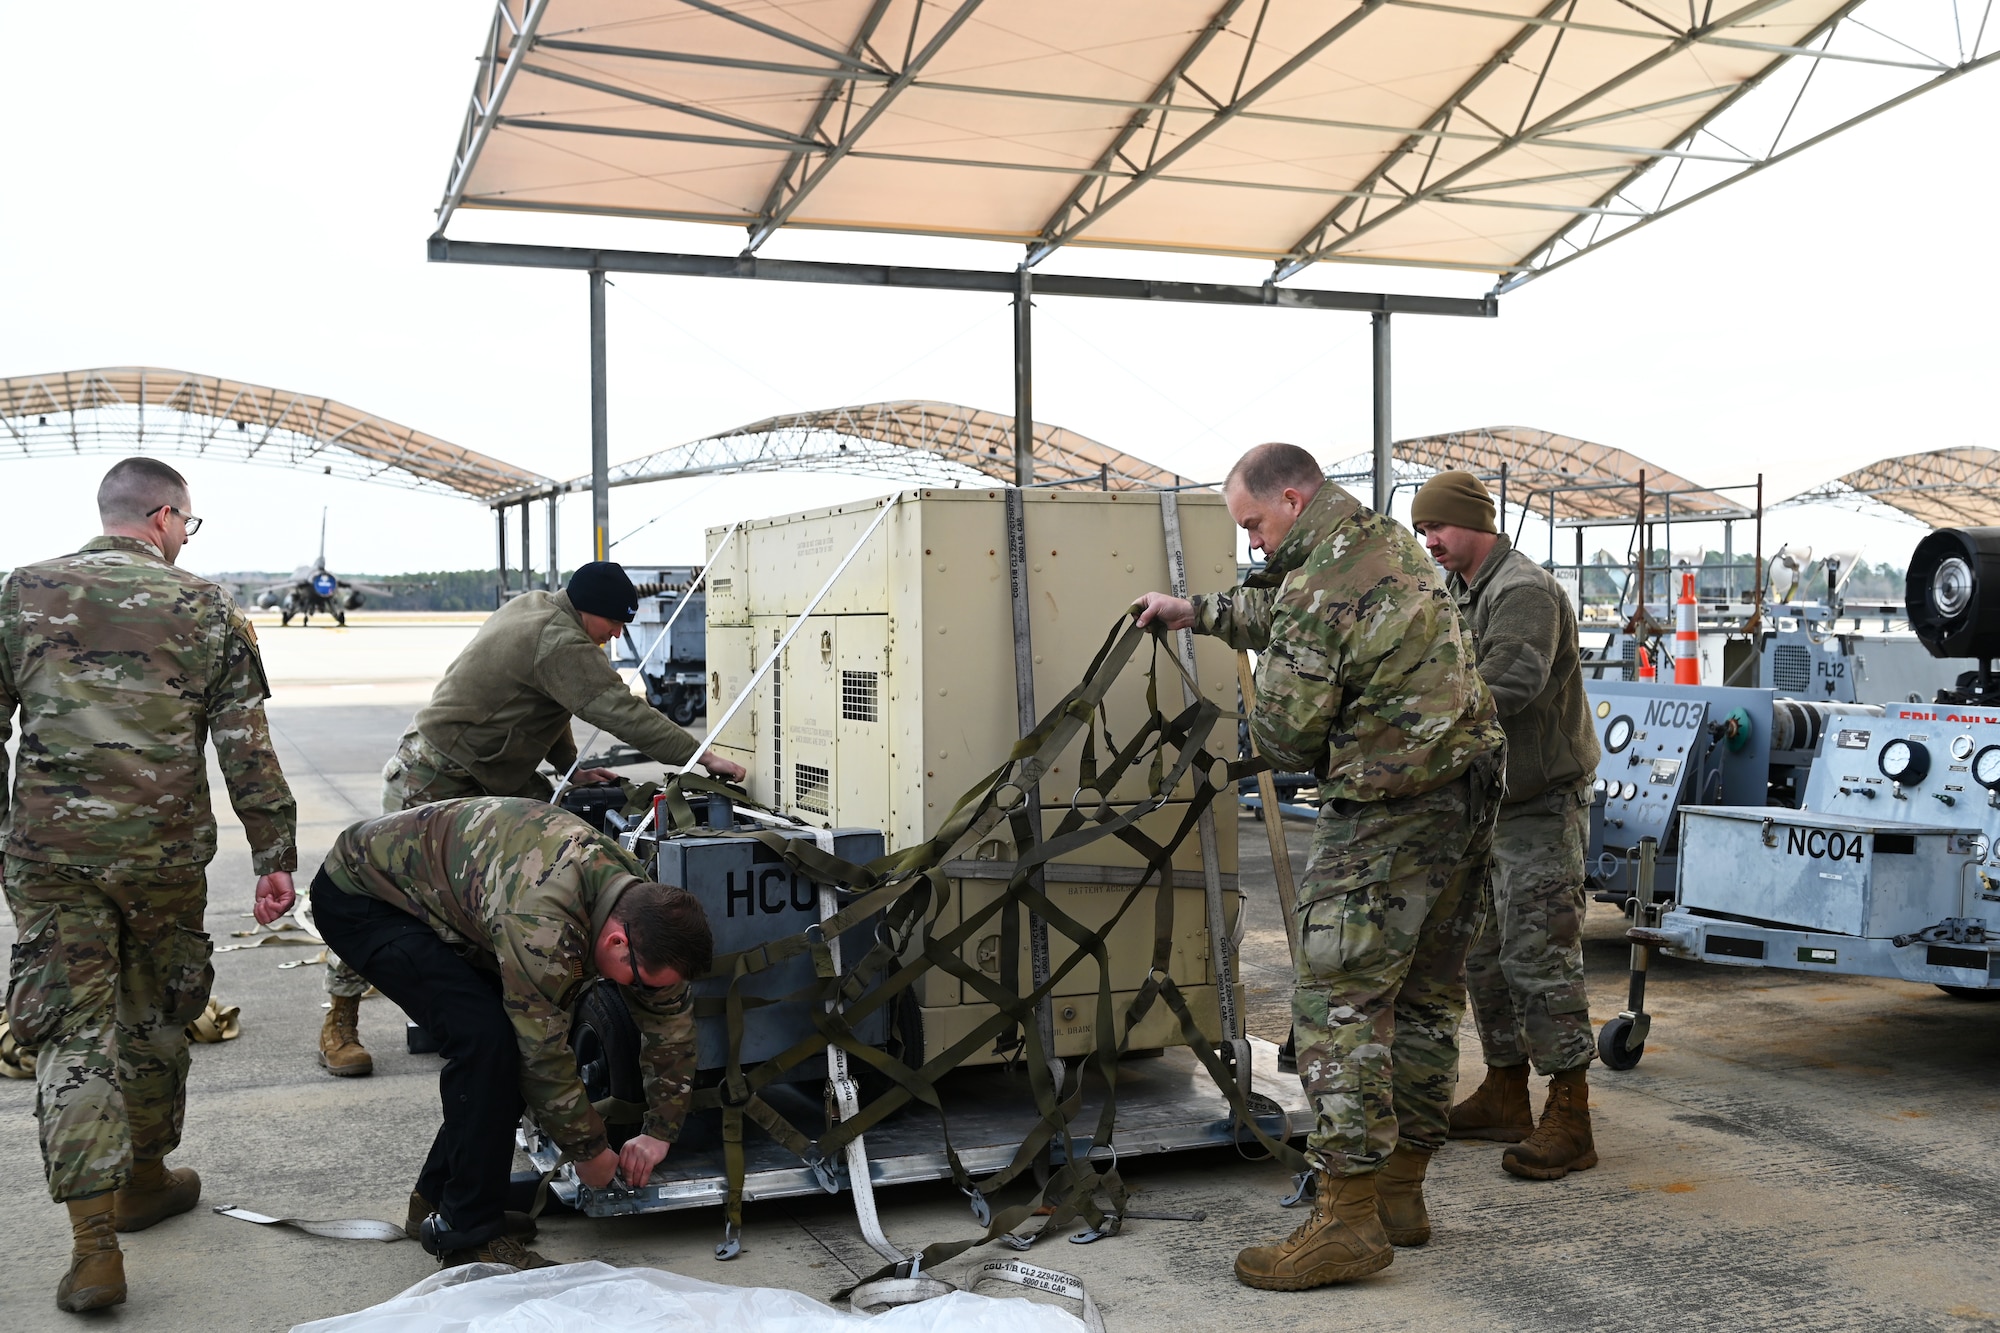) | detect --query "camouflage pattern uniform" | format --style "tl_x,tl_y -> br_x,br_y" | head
1447,536 -> 1602,1075
321,797 -> 696,1156
0,536 -> 297,1201
1193,485 -> 1504,1174
325,590 -> 702,1001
